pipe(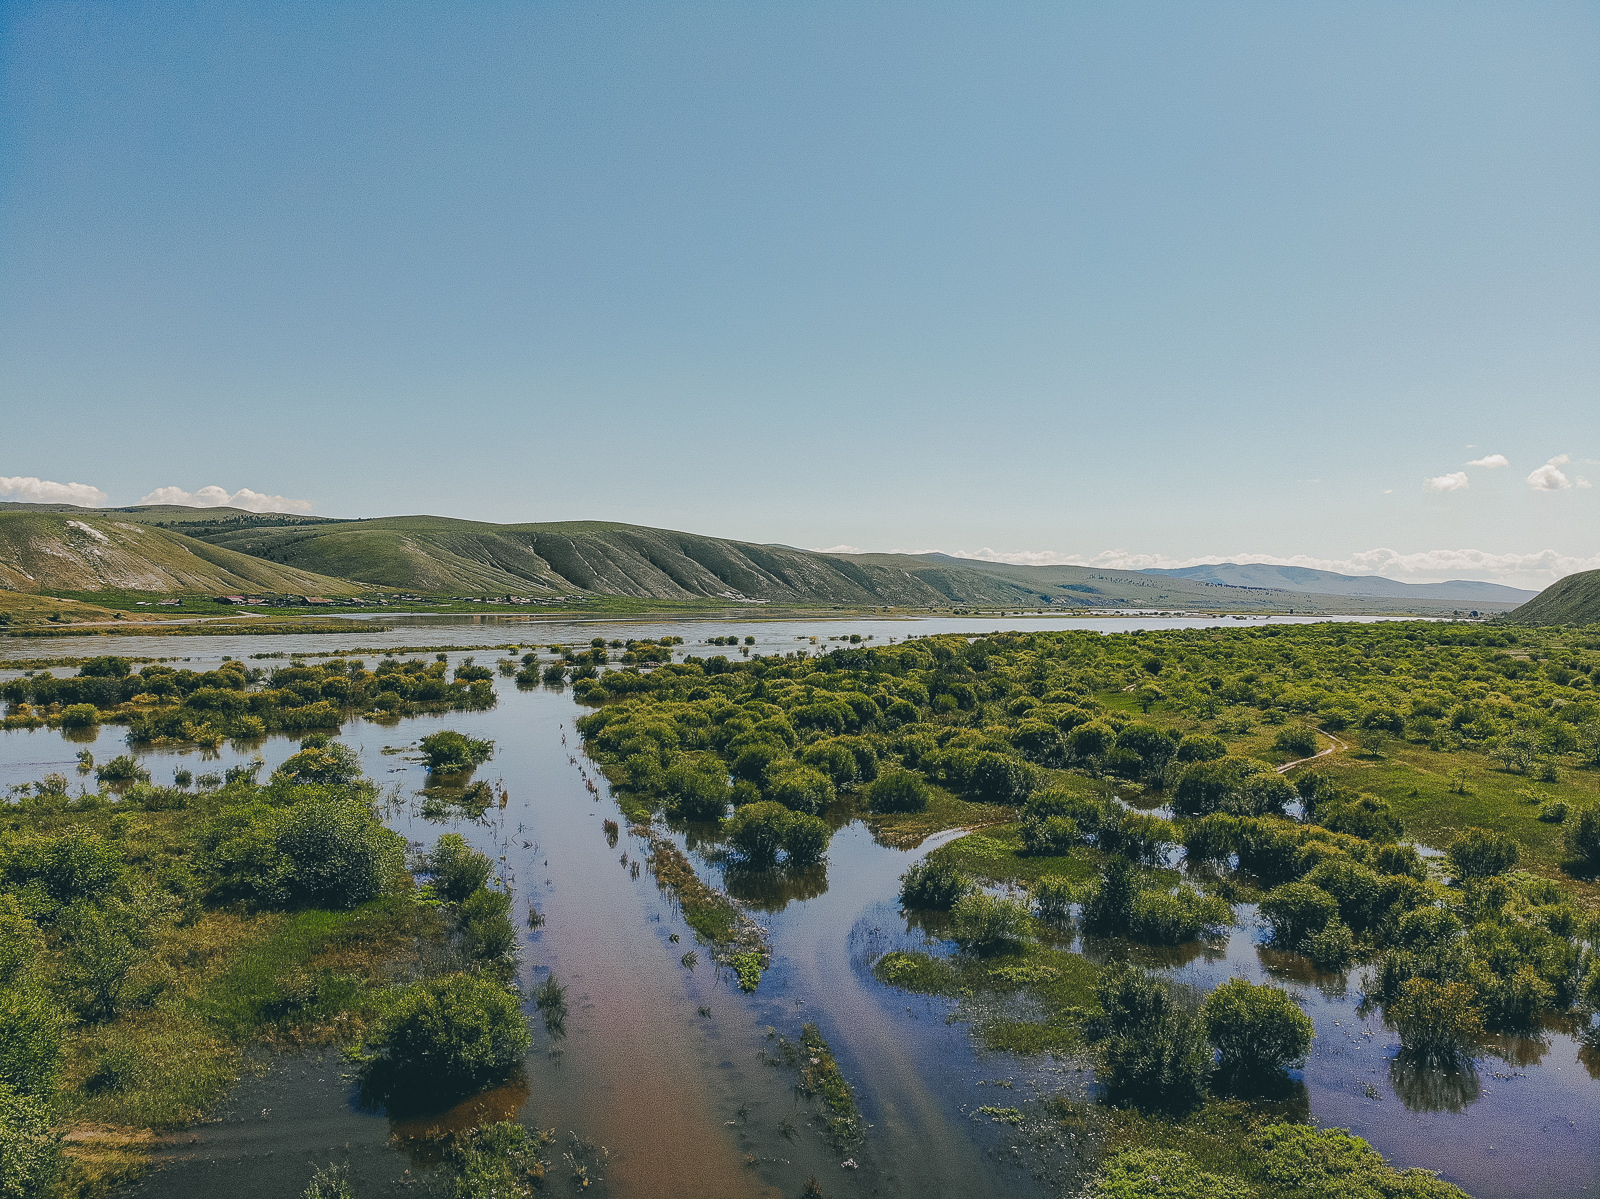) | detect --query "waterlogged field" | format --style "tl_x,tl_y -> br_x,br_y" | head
1,613 -> 1597,1198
